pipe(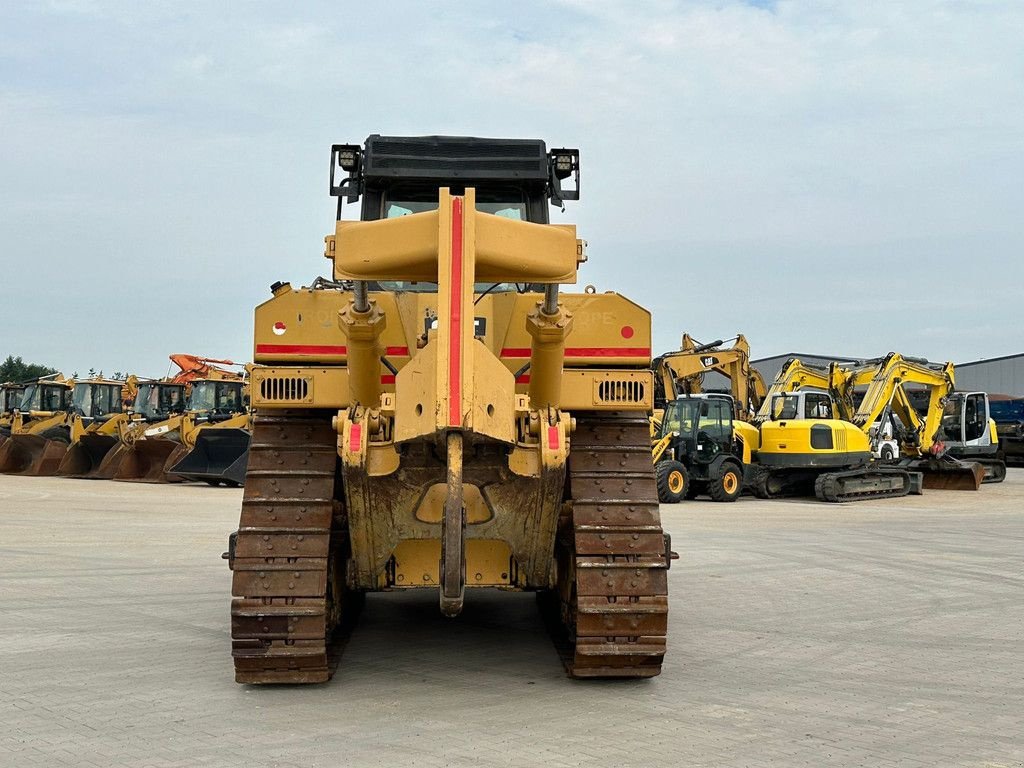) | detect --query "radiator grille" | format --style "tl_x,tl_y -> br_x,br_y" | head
597,379 -> 646,404
259,376 -> 310,402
